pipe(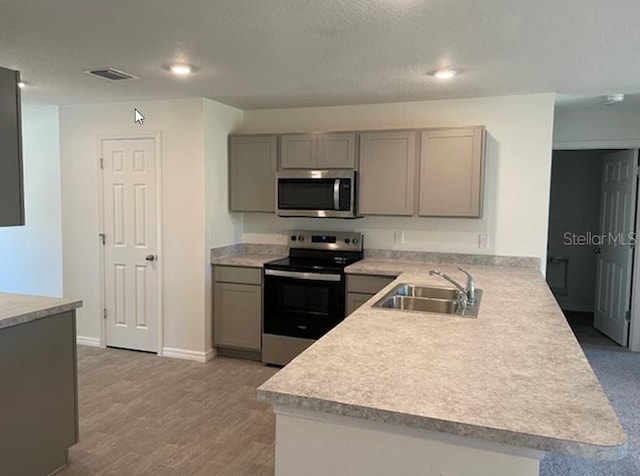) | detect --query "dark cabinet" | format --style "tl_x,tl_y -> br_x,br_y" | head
0,66 -> 24,227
